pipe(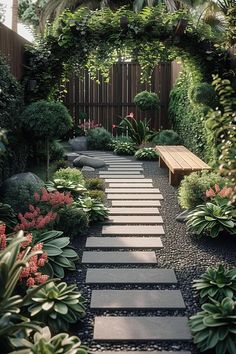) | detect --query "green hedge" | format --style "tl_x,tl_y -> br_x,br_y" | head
169,70 -> 209,161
